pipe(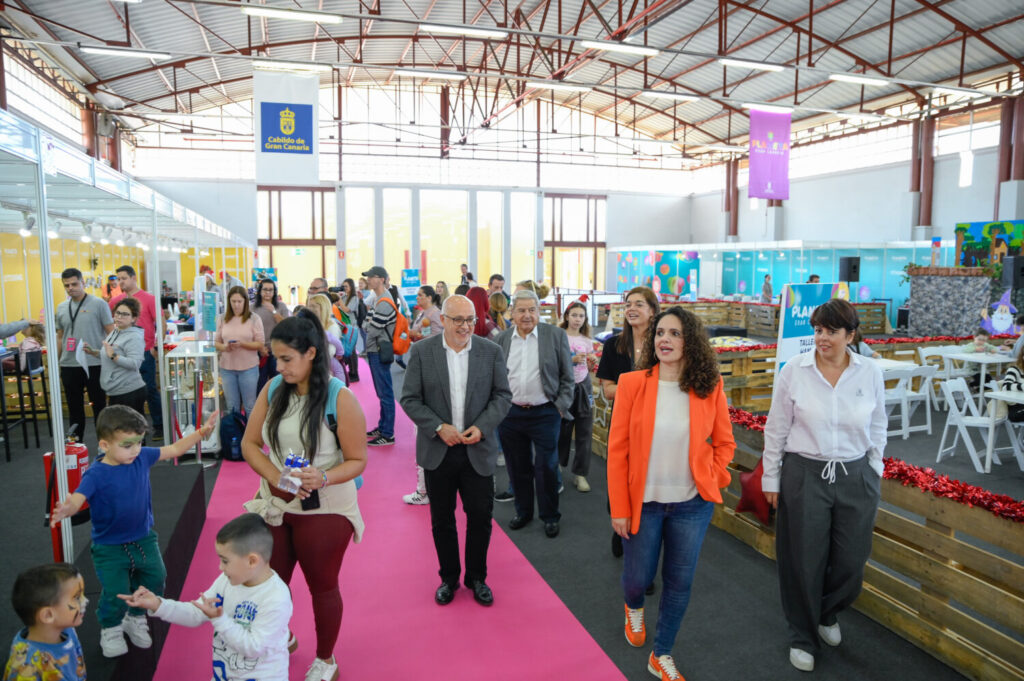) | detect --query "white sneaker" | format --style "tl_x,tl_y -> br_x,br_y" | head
497,453 -> 505,466
818,622 -> 842,646
305,657 -> 339,681
575,476 -> 591,492
100,626 -> 128,658
789,647 -> 815,672
122,614 -> 152,648
402,491 -> 429,505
